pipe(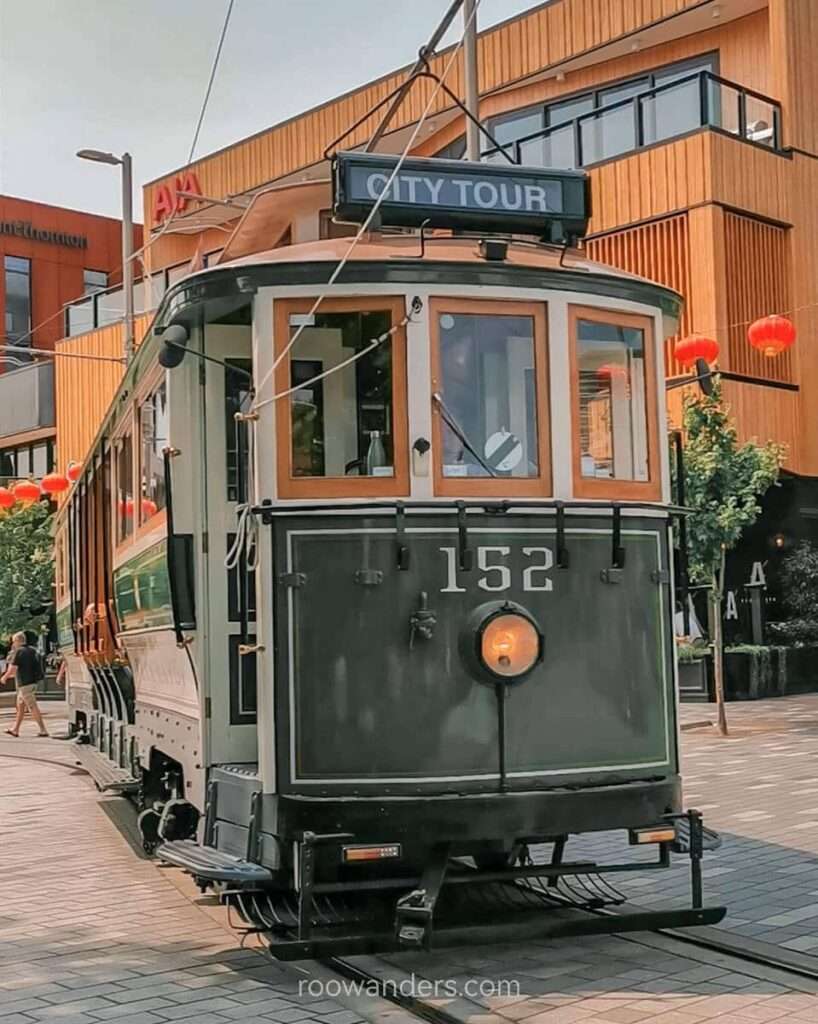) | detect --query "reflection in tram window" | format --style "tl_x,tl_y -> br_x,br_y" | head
115,431 -> 133,544
577,319 -> 649,481
288,310 -> 393,478
438,312 -> 538,478
140,379 -> 169,521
